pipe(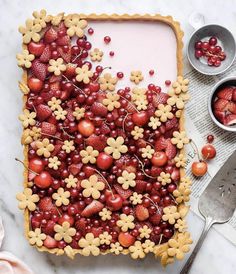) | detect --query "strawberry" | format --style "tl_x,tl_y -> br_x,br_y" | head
217,87 -> 233,100
70,239 -> 79,249
213,110 -> 226,123
86,134 -> 106,151
57,22 -> 67,33
96,92 -> 106,103
41,122 -> 56,136
68,163 -> 83,176
40,90 -> 54,102
152,92 -> 169,107
123,165 -> 136,173
232,89 -> 236,102
126,102 -> 137,114
65,63 -> 77,78
58,47 -> 72,63
171,167 -> 180,182
114,184 -> 133,200
134,180 -> 147,193
66,108 -> 75,122
100,122 -> 111,135
214,98 -> 229,111
47,115 -> 57,125
49,75 -> 62,83
155,136 -> 168,151
57,35 -> 70,46
28,41 -> 45,56
228,102 -> 236,114
39,45 -> 51,63
165,117 -> 178,131
31,60 -> 47,81
165,139 -> 177,159
224,114 -> 236,126
81,200 -> 104,217
90,102 -> 108,117
51,144 -> 62,157
38,197 -> 58,215
41,220 -> 56,236
44,27 -> 58,43
35,104 -> 52,121
149,213 -> 162,225
91,227 -> 103,237
135,205 -> 149,221
75,218 -> 87,234
50,81 -> 60,92
43,235 -> 58,249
